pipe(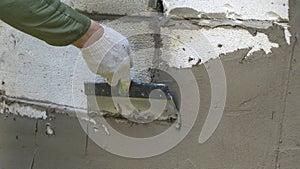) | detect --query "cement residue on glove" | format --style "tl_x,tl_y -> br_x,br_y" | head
81,24 -> 132,95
